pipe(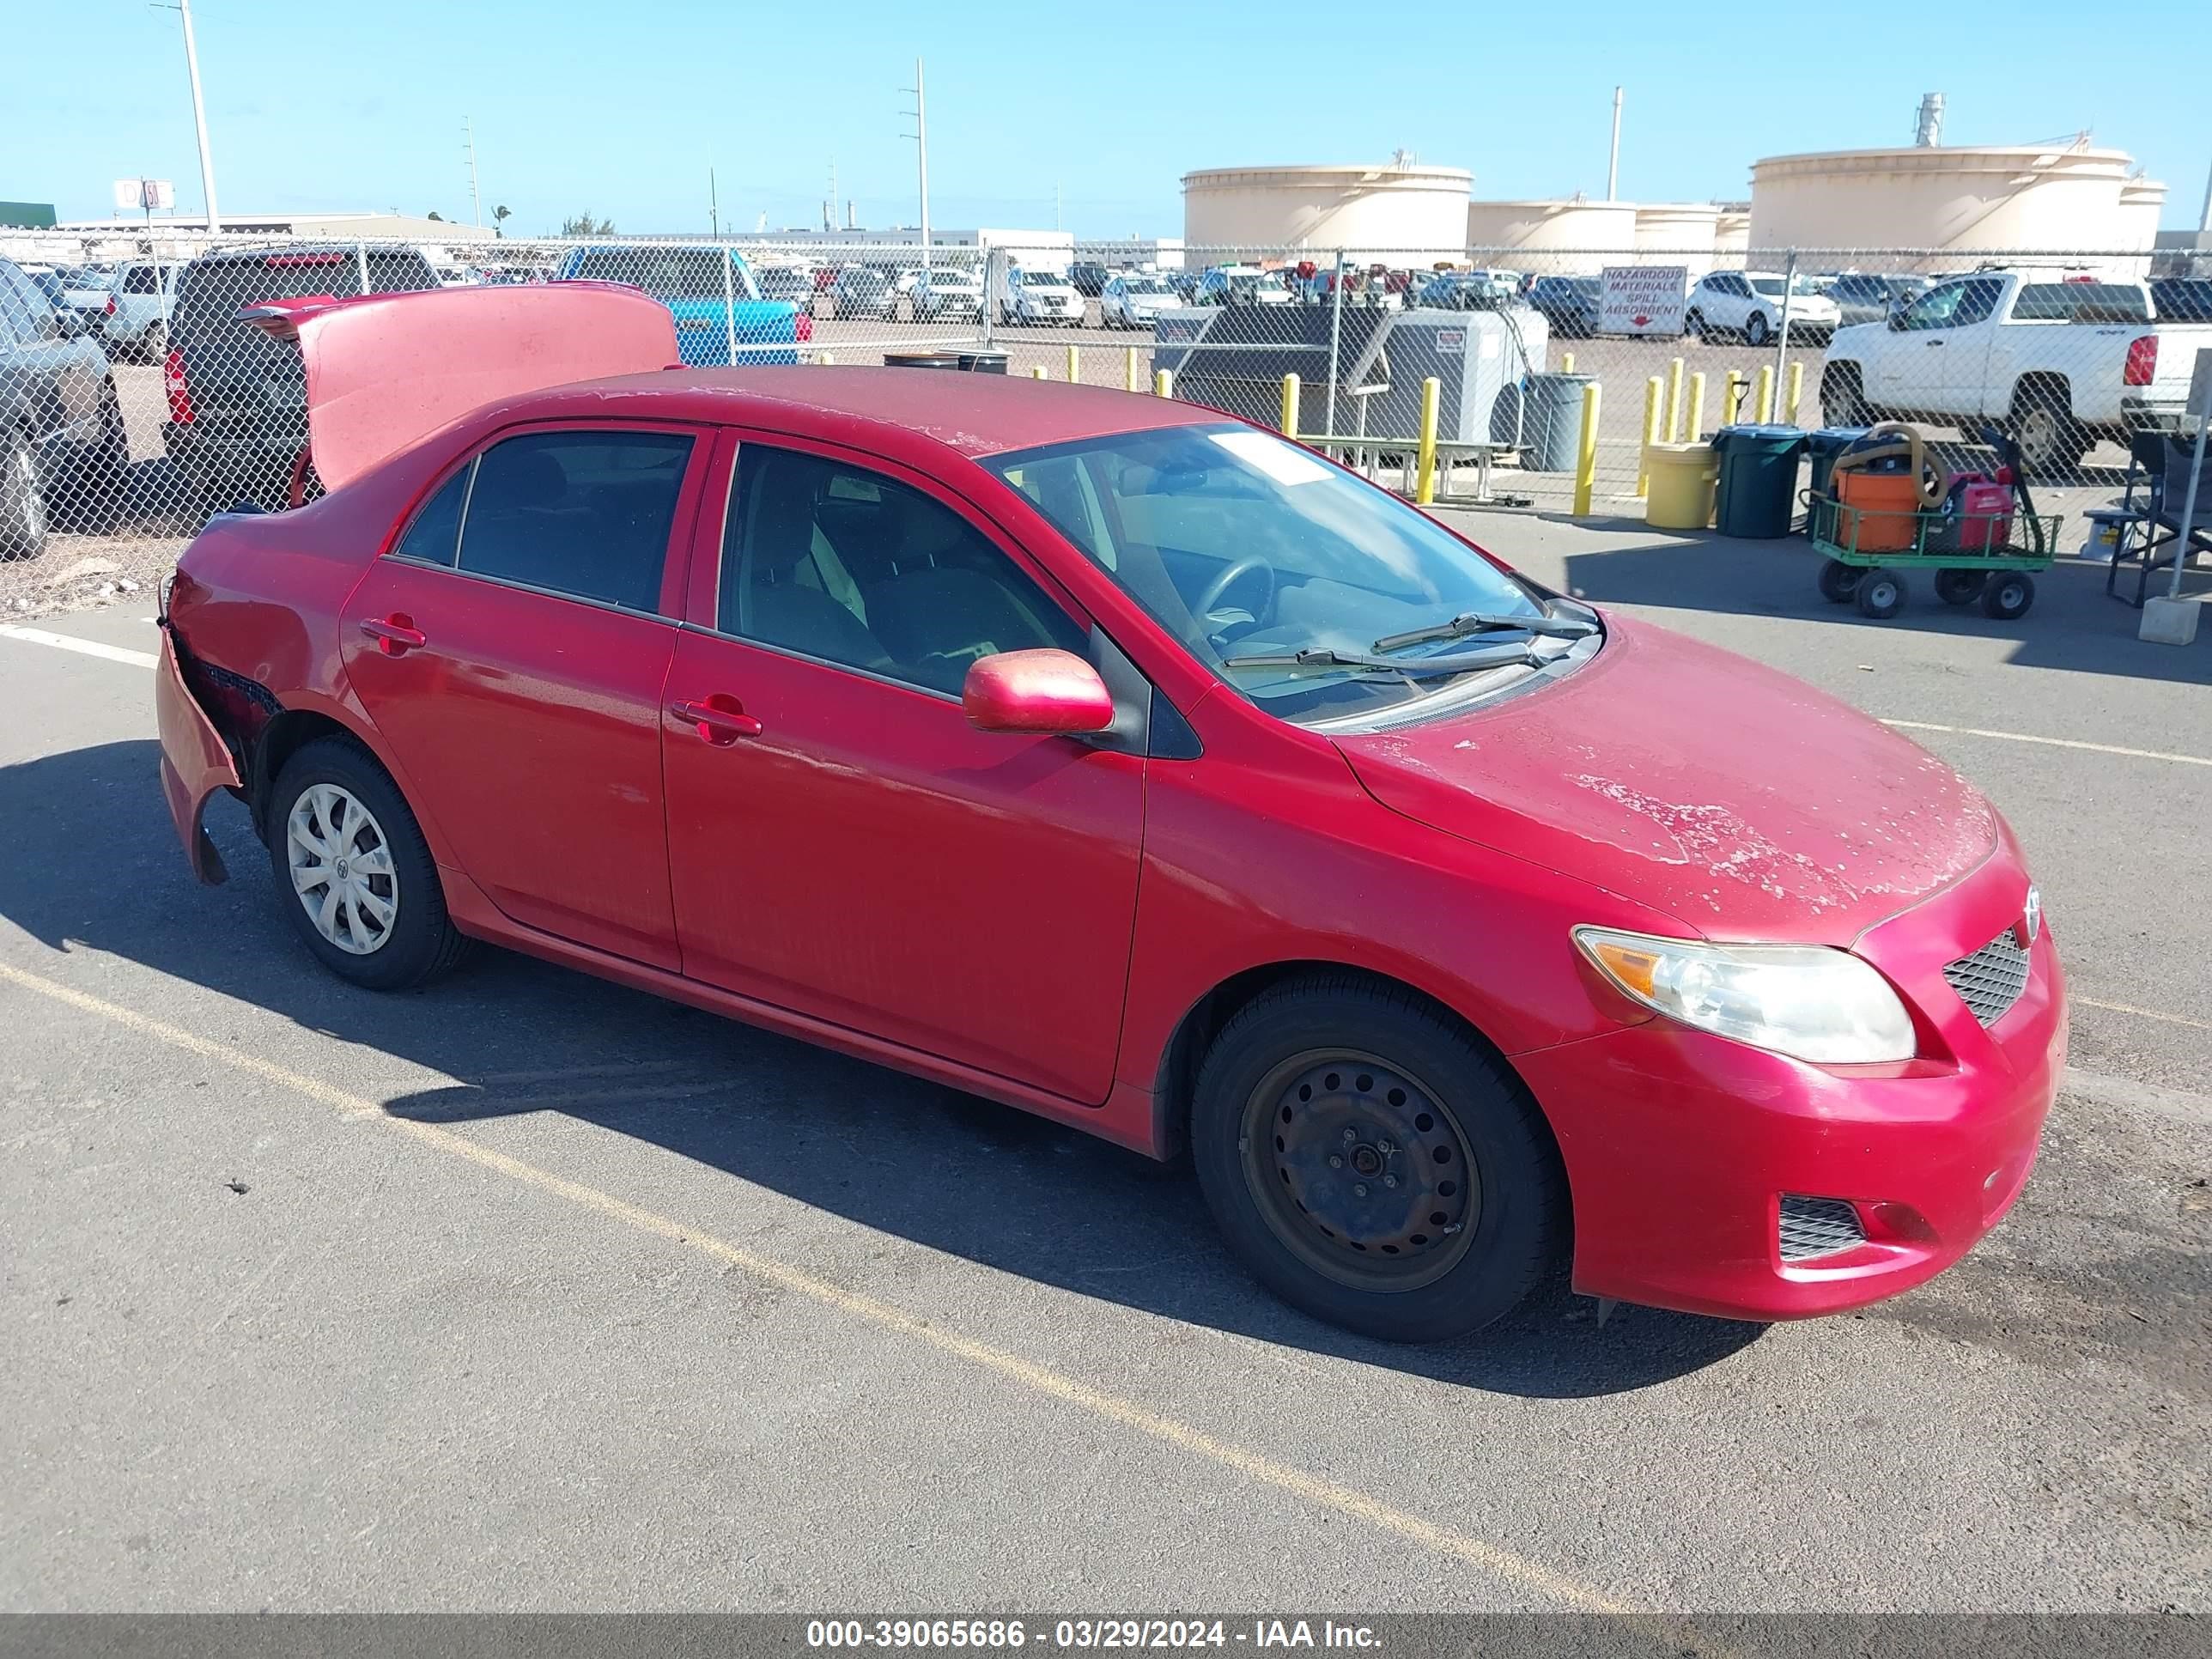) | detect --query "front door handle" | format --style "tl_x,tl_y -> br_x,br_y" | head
670,696 -> 764,745
359,614 -> 427,655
